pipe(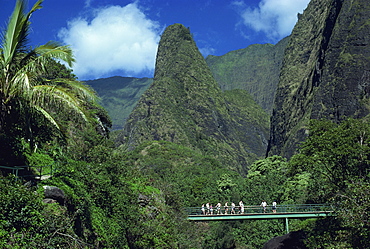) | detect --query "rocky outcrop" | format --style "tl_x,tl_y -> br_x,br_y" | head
116,24 -> 269,173
262,230 -> 307,249
43,185 -> 65,205
268,0 -> 370,158
206,37 -> 290,114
